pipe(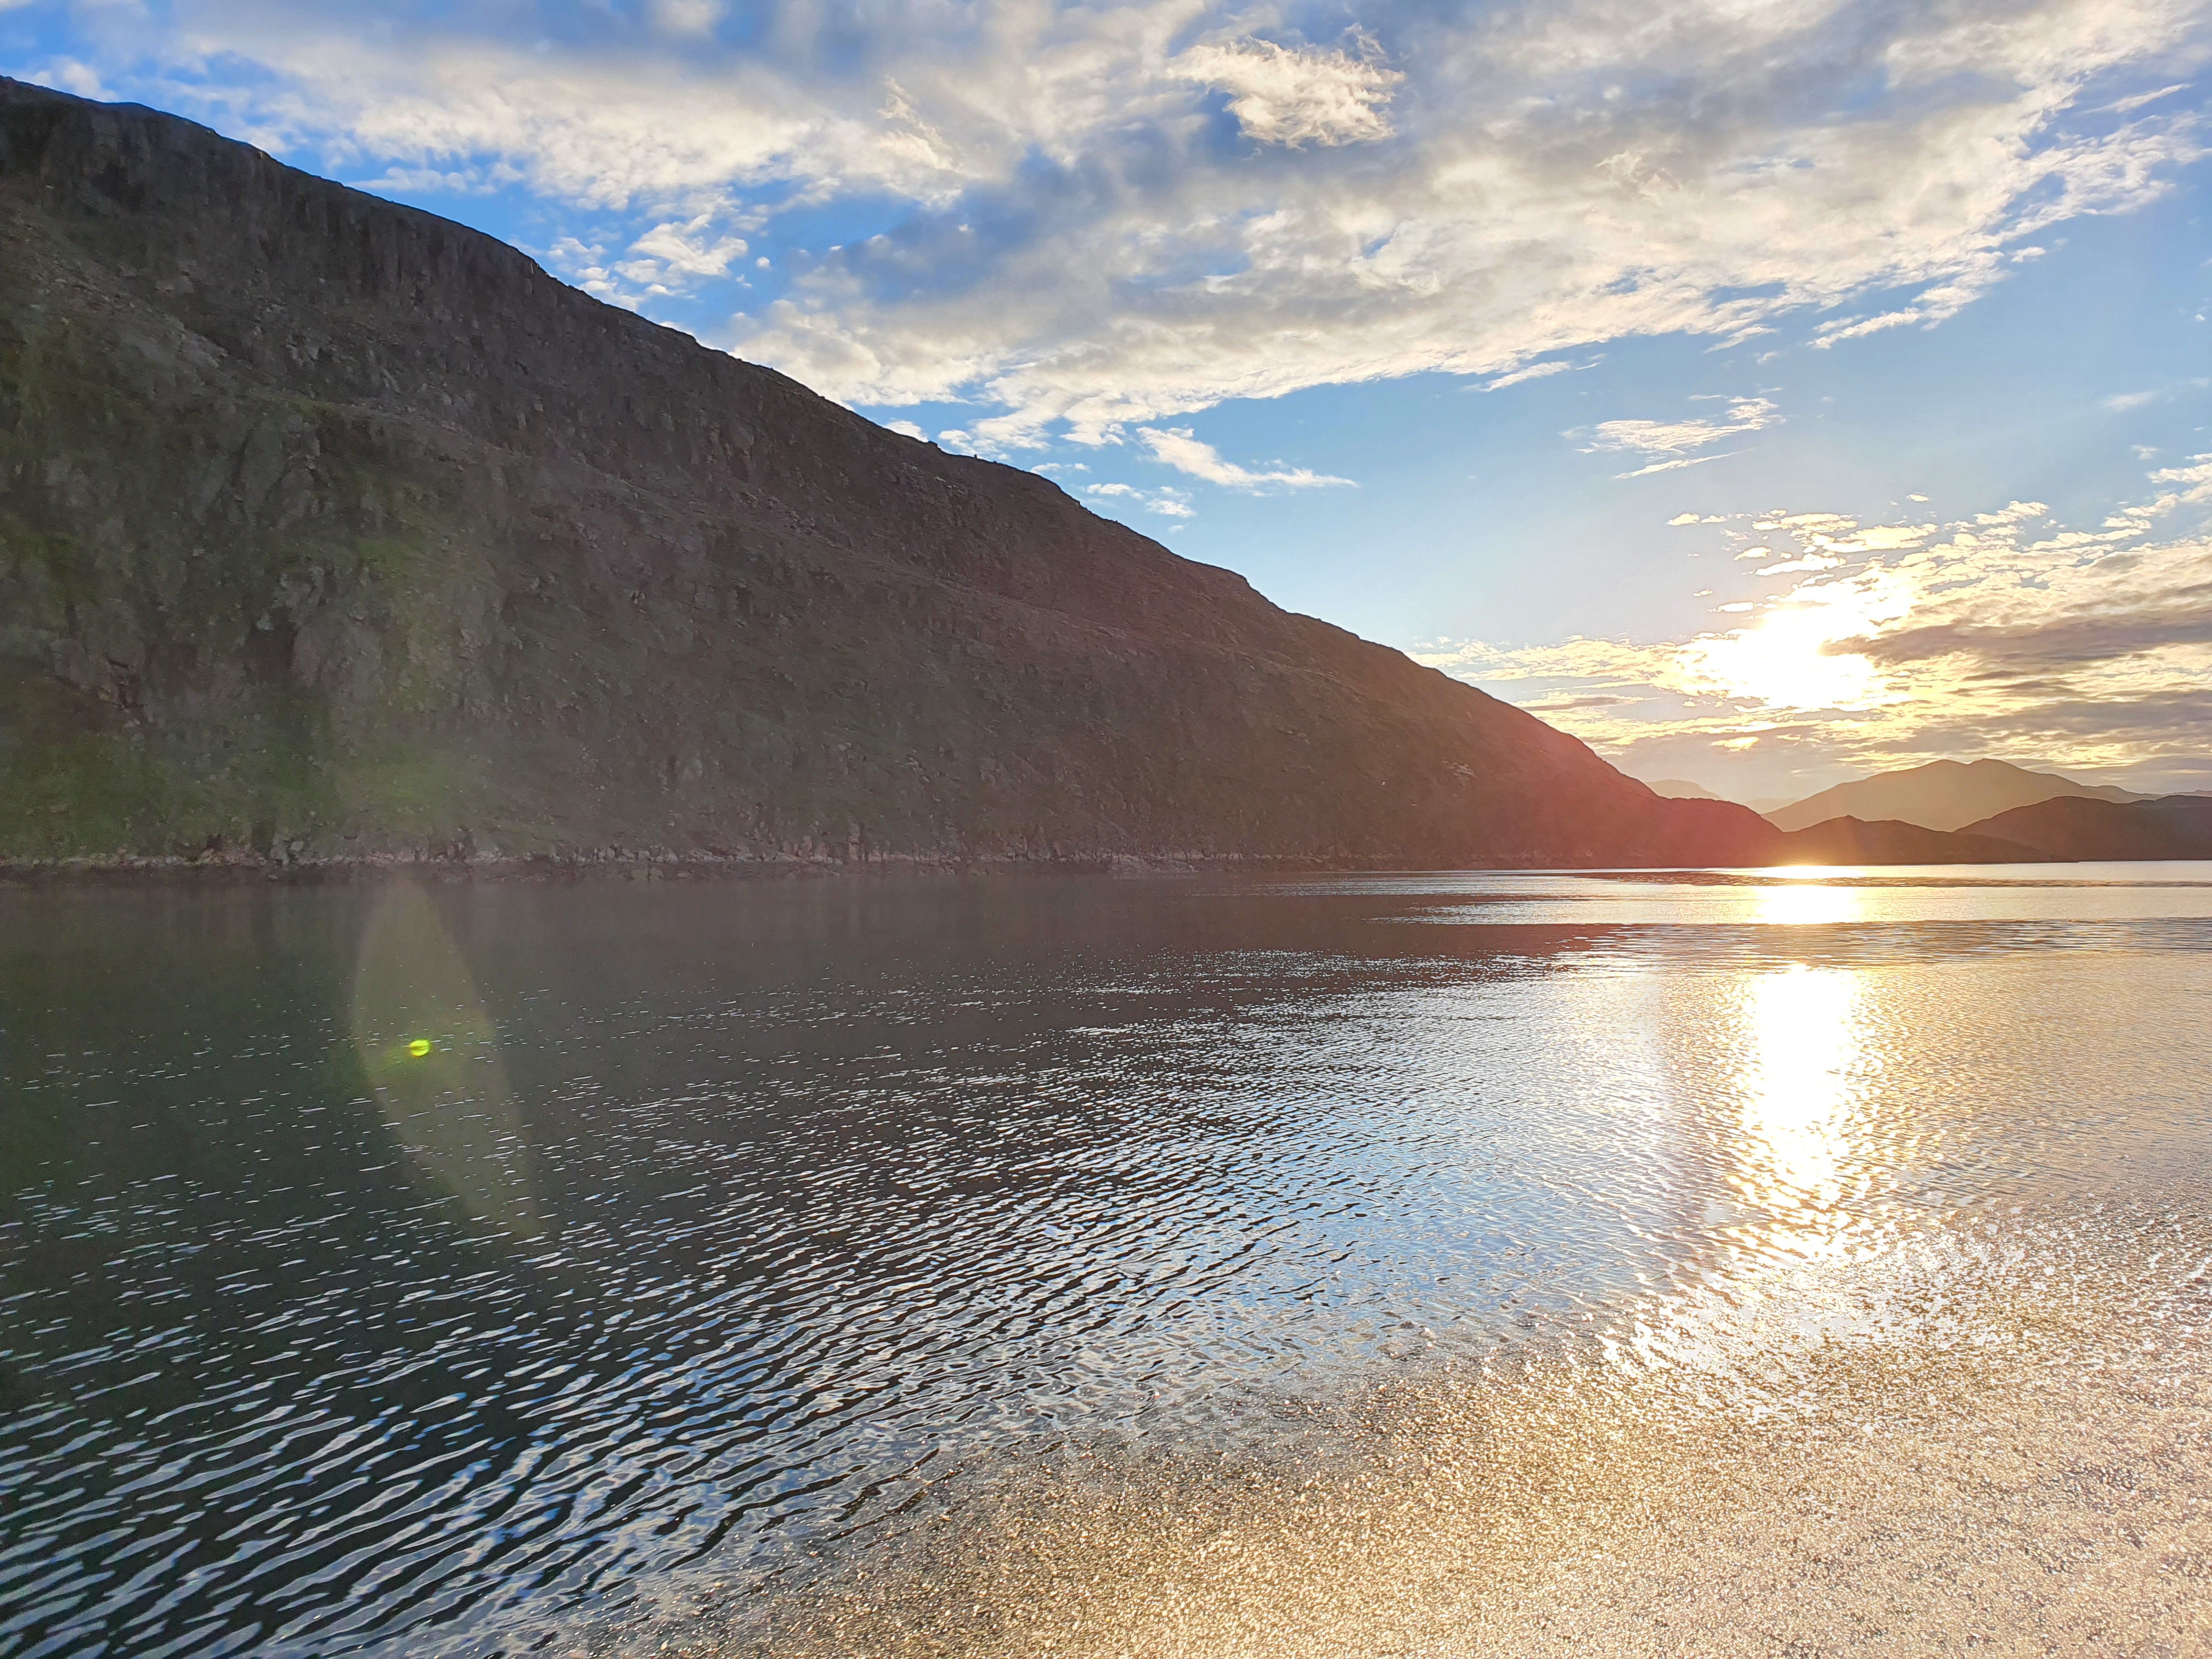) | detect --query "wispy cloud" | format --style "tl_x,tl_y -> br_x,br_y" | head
1582,398 -> 1780,460
2102,377 -> 2211,412
1085,480 -> 1197,518
1174,35 -> 1403,148
1615,451 -> 1740,480
1480,359 -> 1590,392
1135,428 -> 1354,491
